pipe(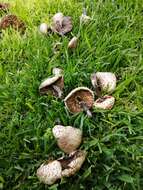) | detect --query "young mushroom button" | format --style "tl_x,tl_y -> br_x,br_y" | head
52,125 -> 82,153
64,87 -> 94,117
